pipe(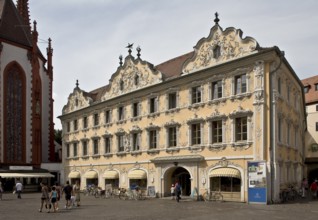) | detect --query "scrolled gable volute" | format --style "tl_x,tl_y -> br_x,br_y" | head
182,24 -> 259,74
62,87 -> 92,114
101,55 -> 163,101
